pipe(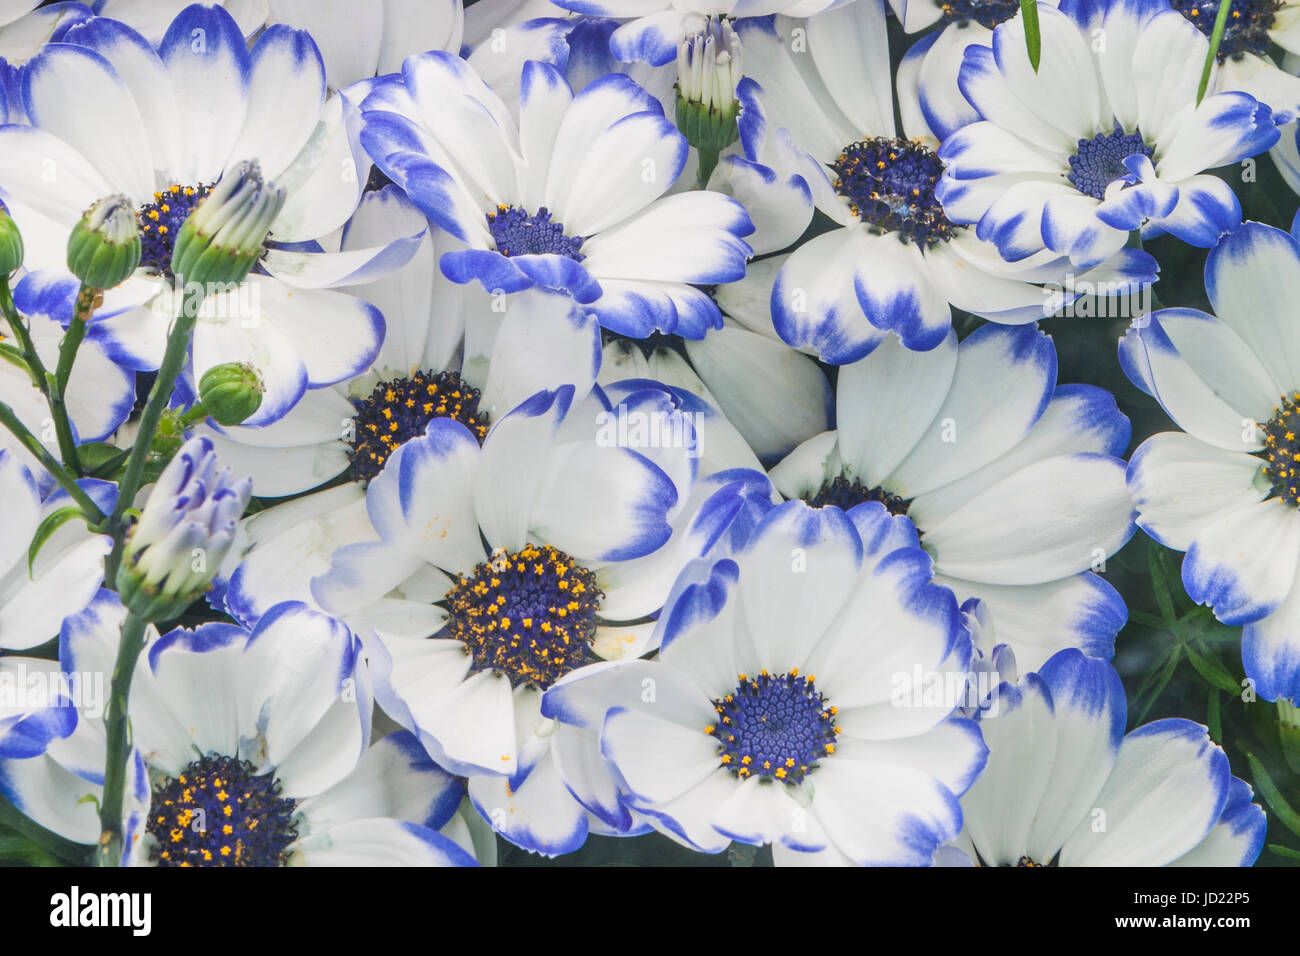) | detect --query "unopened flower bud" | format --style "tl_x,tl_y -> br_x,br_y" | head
198,362 -> 264,426
171,160 -> 286,289
116,436 -> 252,621
67,195 -> 141,290
675,16 -> 743,171
0,205 -> 23,275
